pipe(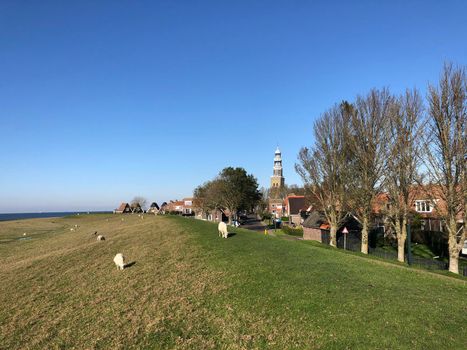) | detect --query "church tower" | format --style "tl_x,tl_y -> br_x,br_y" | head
270,147 -> 285,188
